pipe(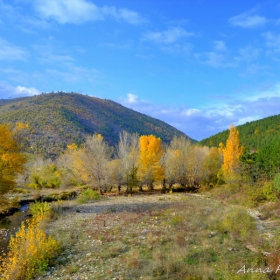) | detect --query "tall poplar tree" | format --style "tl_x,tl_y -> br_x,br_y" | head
221,124 -> 244,181
138,135 -> 164,190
